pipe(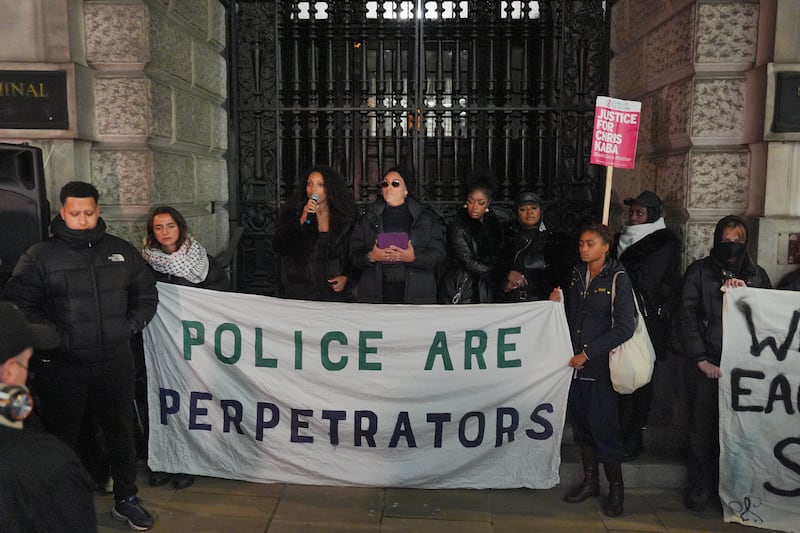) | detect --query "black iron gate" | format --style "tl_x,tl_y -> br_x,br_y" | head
226,0 -> 611,294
